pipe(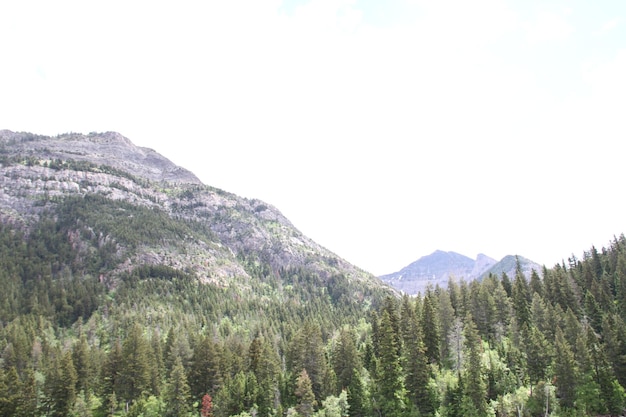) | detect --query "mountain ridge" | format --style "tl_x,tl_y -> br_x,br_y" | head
0,130 -> 390,295
379,250 -> 541,294
0,130 -> 202,184
4,131 -> 626,416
